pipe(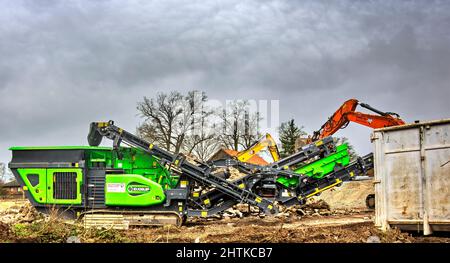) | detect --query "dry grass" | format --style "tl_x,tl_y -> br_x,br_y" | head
1,205 -> 129,243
